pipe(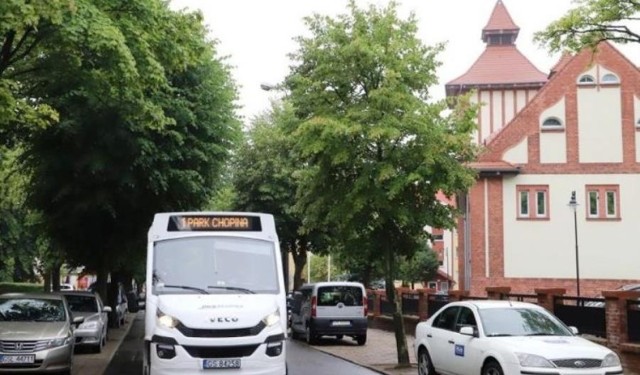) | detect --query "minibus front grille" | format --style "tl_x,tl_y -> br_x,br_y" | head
183,344 -> 260,358
176,321 -> 266,338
